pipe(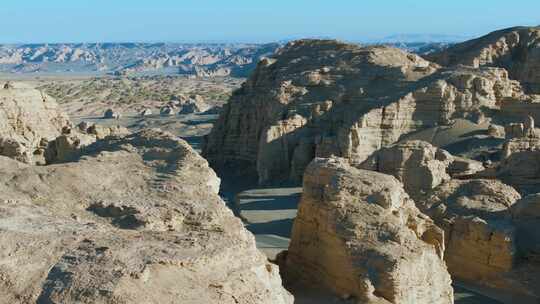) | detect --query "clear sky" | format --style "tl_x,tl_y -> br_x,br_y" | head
1,0 -> 539,43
